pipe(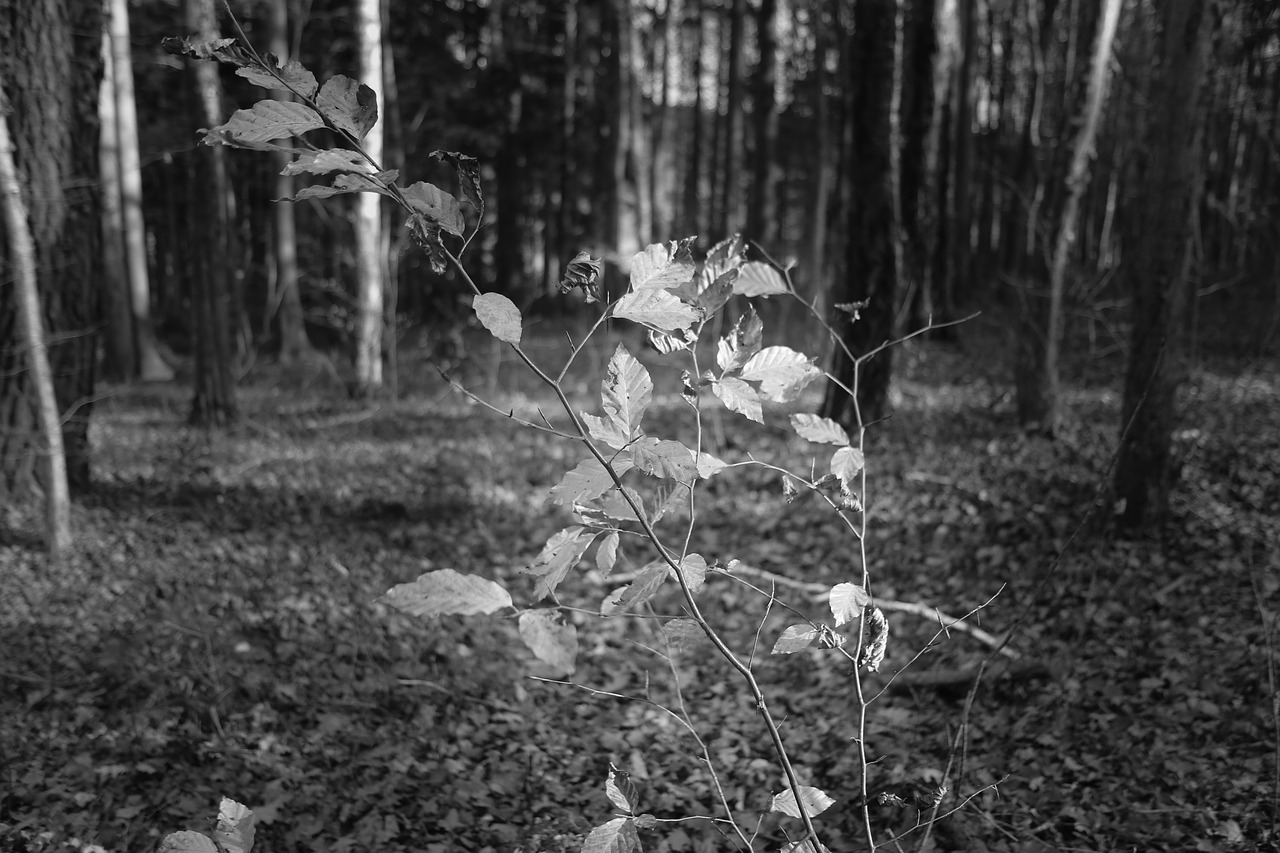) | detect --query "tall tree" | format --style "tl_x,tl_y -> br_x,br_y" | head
746,0 -> 780,250
0,0 -> 105,495
184,0 -> 238,425
0,81 -> 72,555
351,0 -> 385,396
1114,0 -> 1218,527
716,0 -> 747,238
821,0 -> 901,428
